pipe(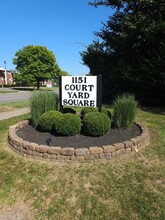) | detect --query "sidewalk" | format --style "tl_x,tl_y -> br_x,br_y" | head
0,107 -> 30,121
